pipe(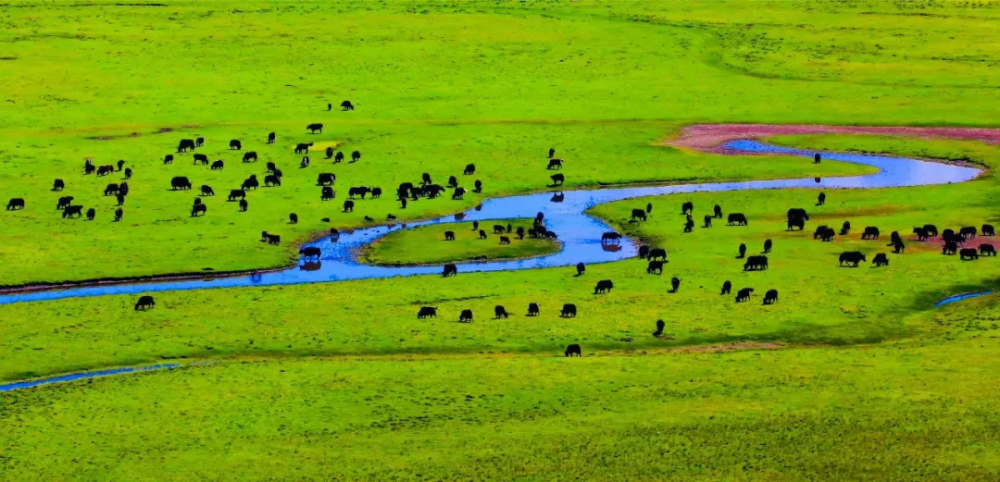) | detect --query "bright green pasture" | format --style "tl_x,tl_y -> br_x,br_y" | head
359,219 -> 558,266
